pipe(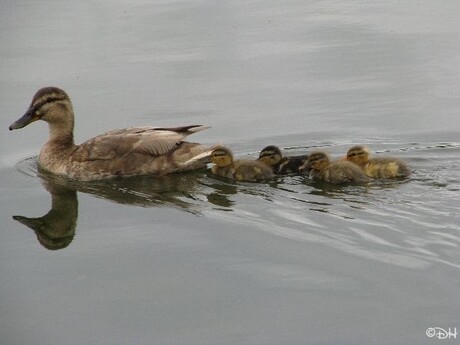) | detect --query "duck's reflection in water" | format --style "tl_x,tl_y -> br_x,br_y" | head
12,169 -> 208,250
13,181 -> 78,250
